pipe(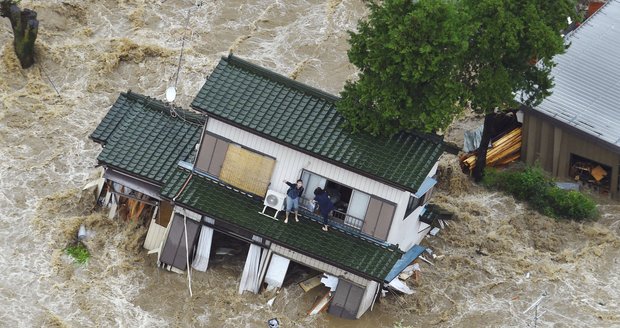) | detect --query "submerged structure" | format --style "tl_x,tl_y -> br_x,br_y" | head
90,54 -> 444,319
520,0 -> 620,199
